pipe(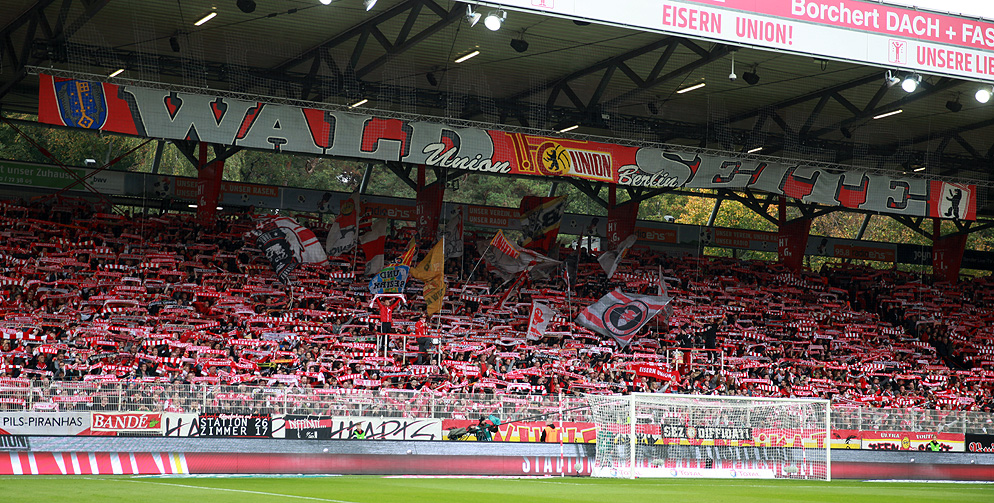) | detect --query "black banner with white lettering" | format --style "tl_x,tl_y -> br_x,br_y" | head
197,413 -> 272,438
965,433 -> 994,453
